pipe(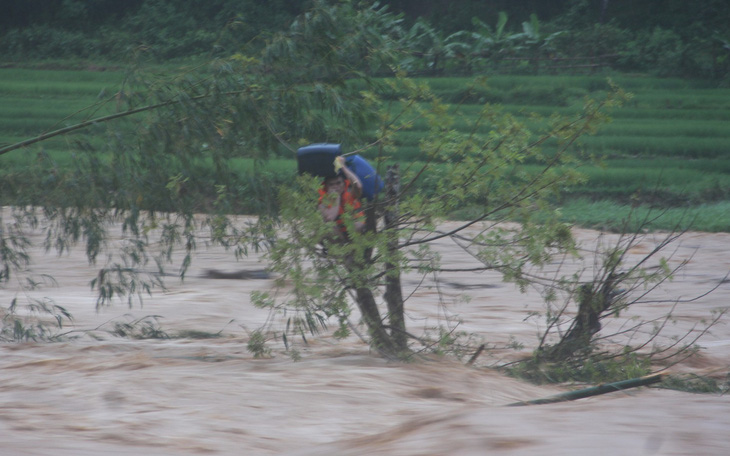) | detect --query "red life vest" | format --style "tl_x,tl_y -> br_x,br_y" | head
318,179 -> 364,230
